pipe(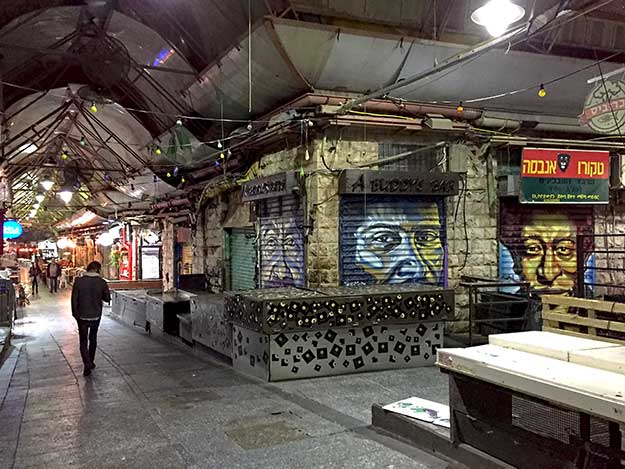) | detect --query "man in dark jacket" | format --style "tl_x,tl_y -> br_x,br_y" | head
71,261 -> 111,376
